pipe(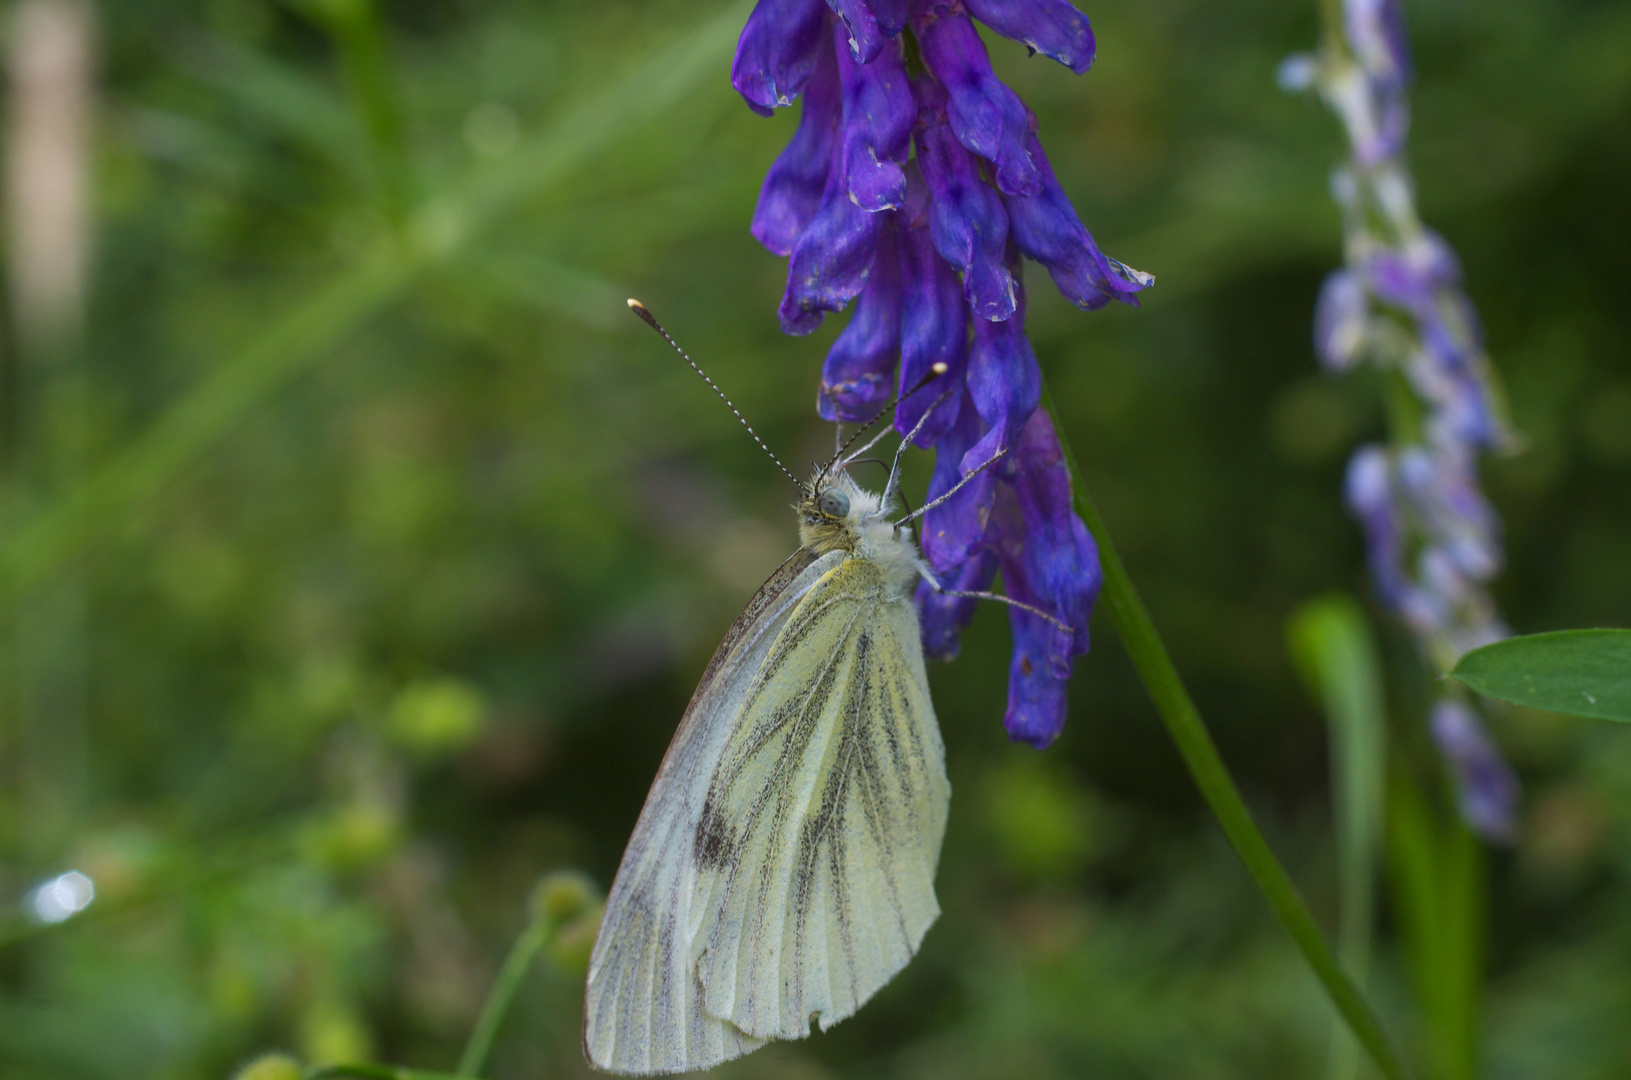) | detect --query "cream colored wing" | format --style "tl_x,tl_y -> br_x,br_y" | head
690,556 -> 949,1043
584,548 -> 841,1075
